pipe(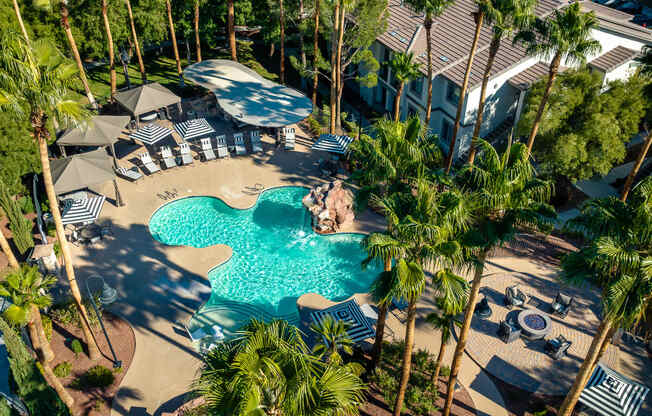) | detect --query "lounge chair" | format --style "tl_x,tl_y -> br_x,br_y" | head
160,146 -> 178,169
505,284 -> 527,309
474,296 -> 492,319
178,142 -> 193,165
115,166 -> 143,182
283,127 -> 295,150
234,133 -> 247,155
200,138 -> 216,161
545,335 -> 572,360
391,297 -> 409,322
250,130 -> 263,153
216,135 -> 229,158
497,319 -> 521,343
139,152 -> 161,175
550,293 -> 573,318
